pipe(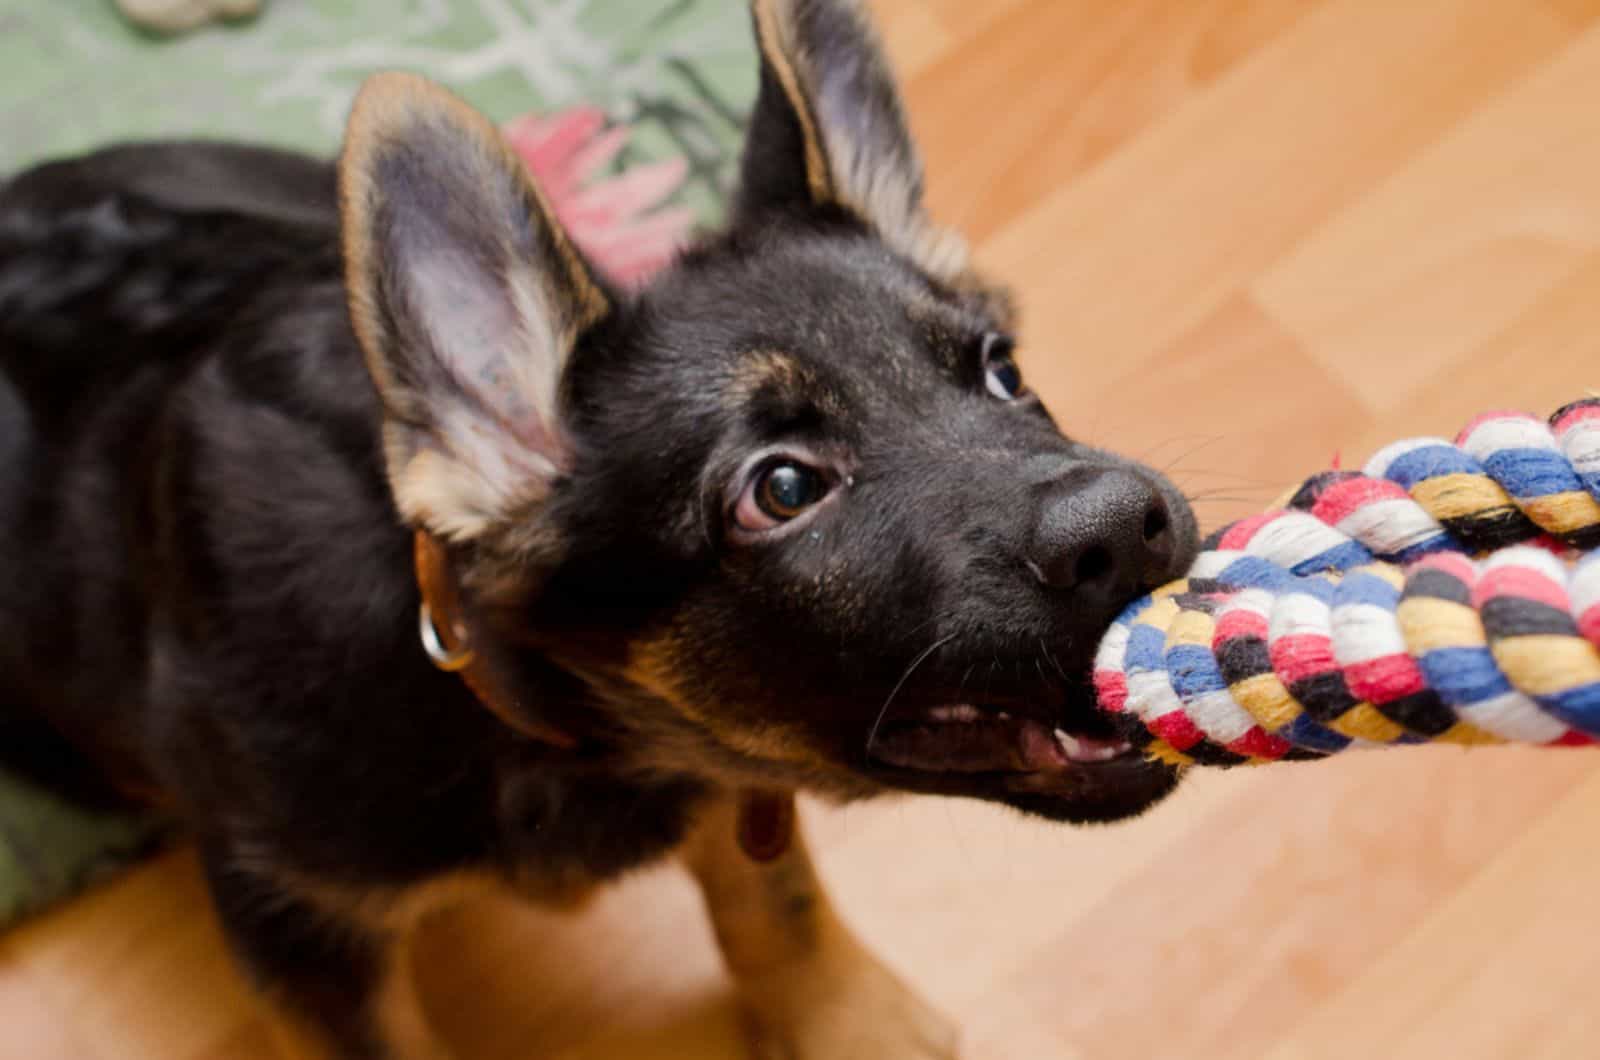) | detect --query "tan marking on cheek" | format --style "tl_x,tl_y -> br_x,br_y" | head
624,636 -> 820,766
